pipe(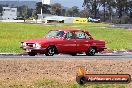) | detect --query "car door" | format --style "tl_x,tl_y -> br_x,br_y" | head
61,31 -> 77,53
75,31 -> 91,52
